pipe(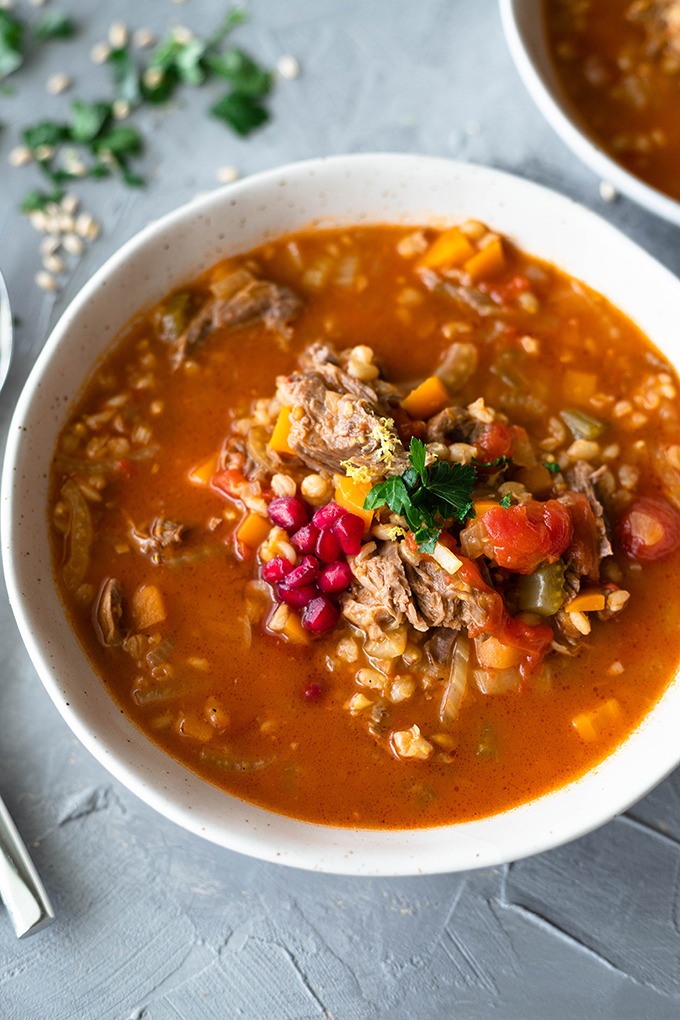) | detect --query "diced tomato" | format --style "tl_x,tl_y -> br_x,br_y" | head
211,468 -> 247,500
560,492 -> 601,581
391,406 -> 427,445
457,554 -> 553,675
481,499 -> 573,575
618,497 -> 680,562
475,422 -> 515,462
